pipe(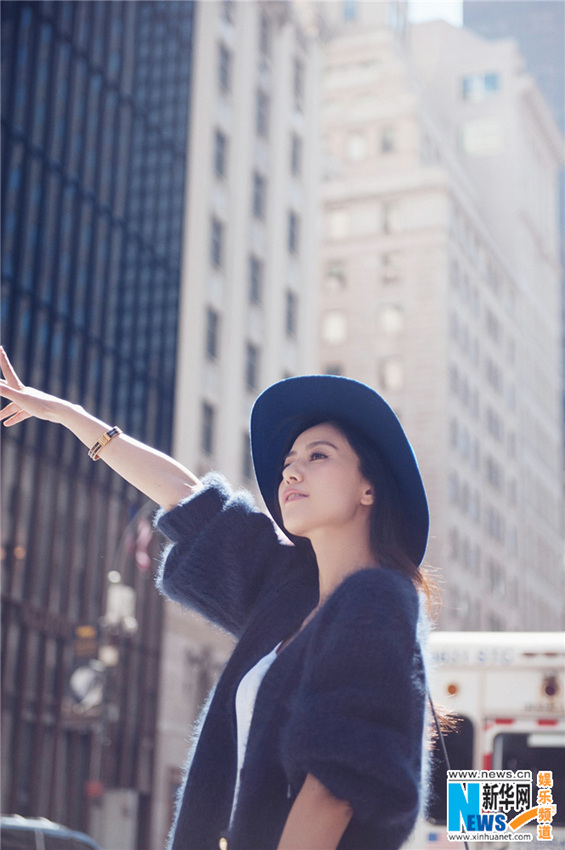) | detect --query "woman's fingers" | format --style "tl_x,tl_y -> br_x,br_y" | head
1,406 -> 31,427
0,347 -> 25,389
0,399 -> 20,420
0,392 -> 27,426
